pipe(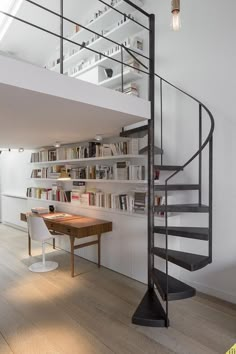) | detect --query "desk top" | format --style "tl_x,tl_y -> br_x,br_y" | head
20,212 -> 112,238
